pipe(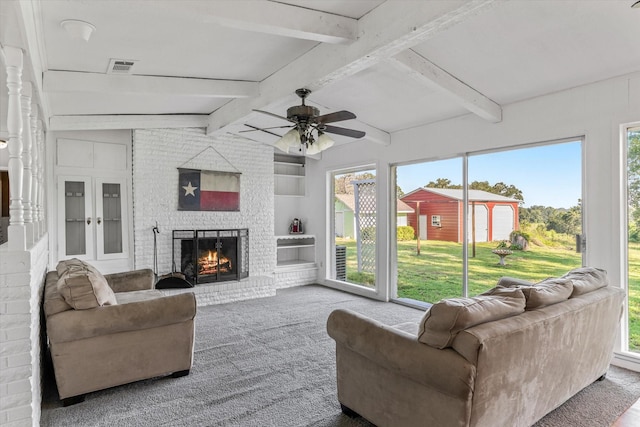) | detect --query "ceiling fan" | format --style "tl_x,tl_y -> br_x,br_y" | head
243,88 -> 366,155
